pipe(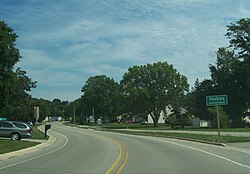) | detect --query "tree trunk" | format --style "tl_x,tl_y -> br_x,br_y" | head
150,113 -> 159,127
